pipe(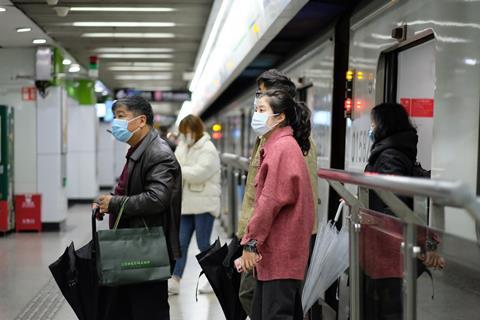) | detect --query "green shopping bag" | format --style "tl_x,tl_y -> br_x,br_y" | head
93,198 -> 171,286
